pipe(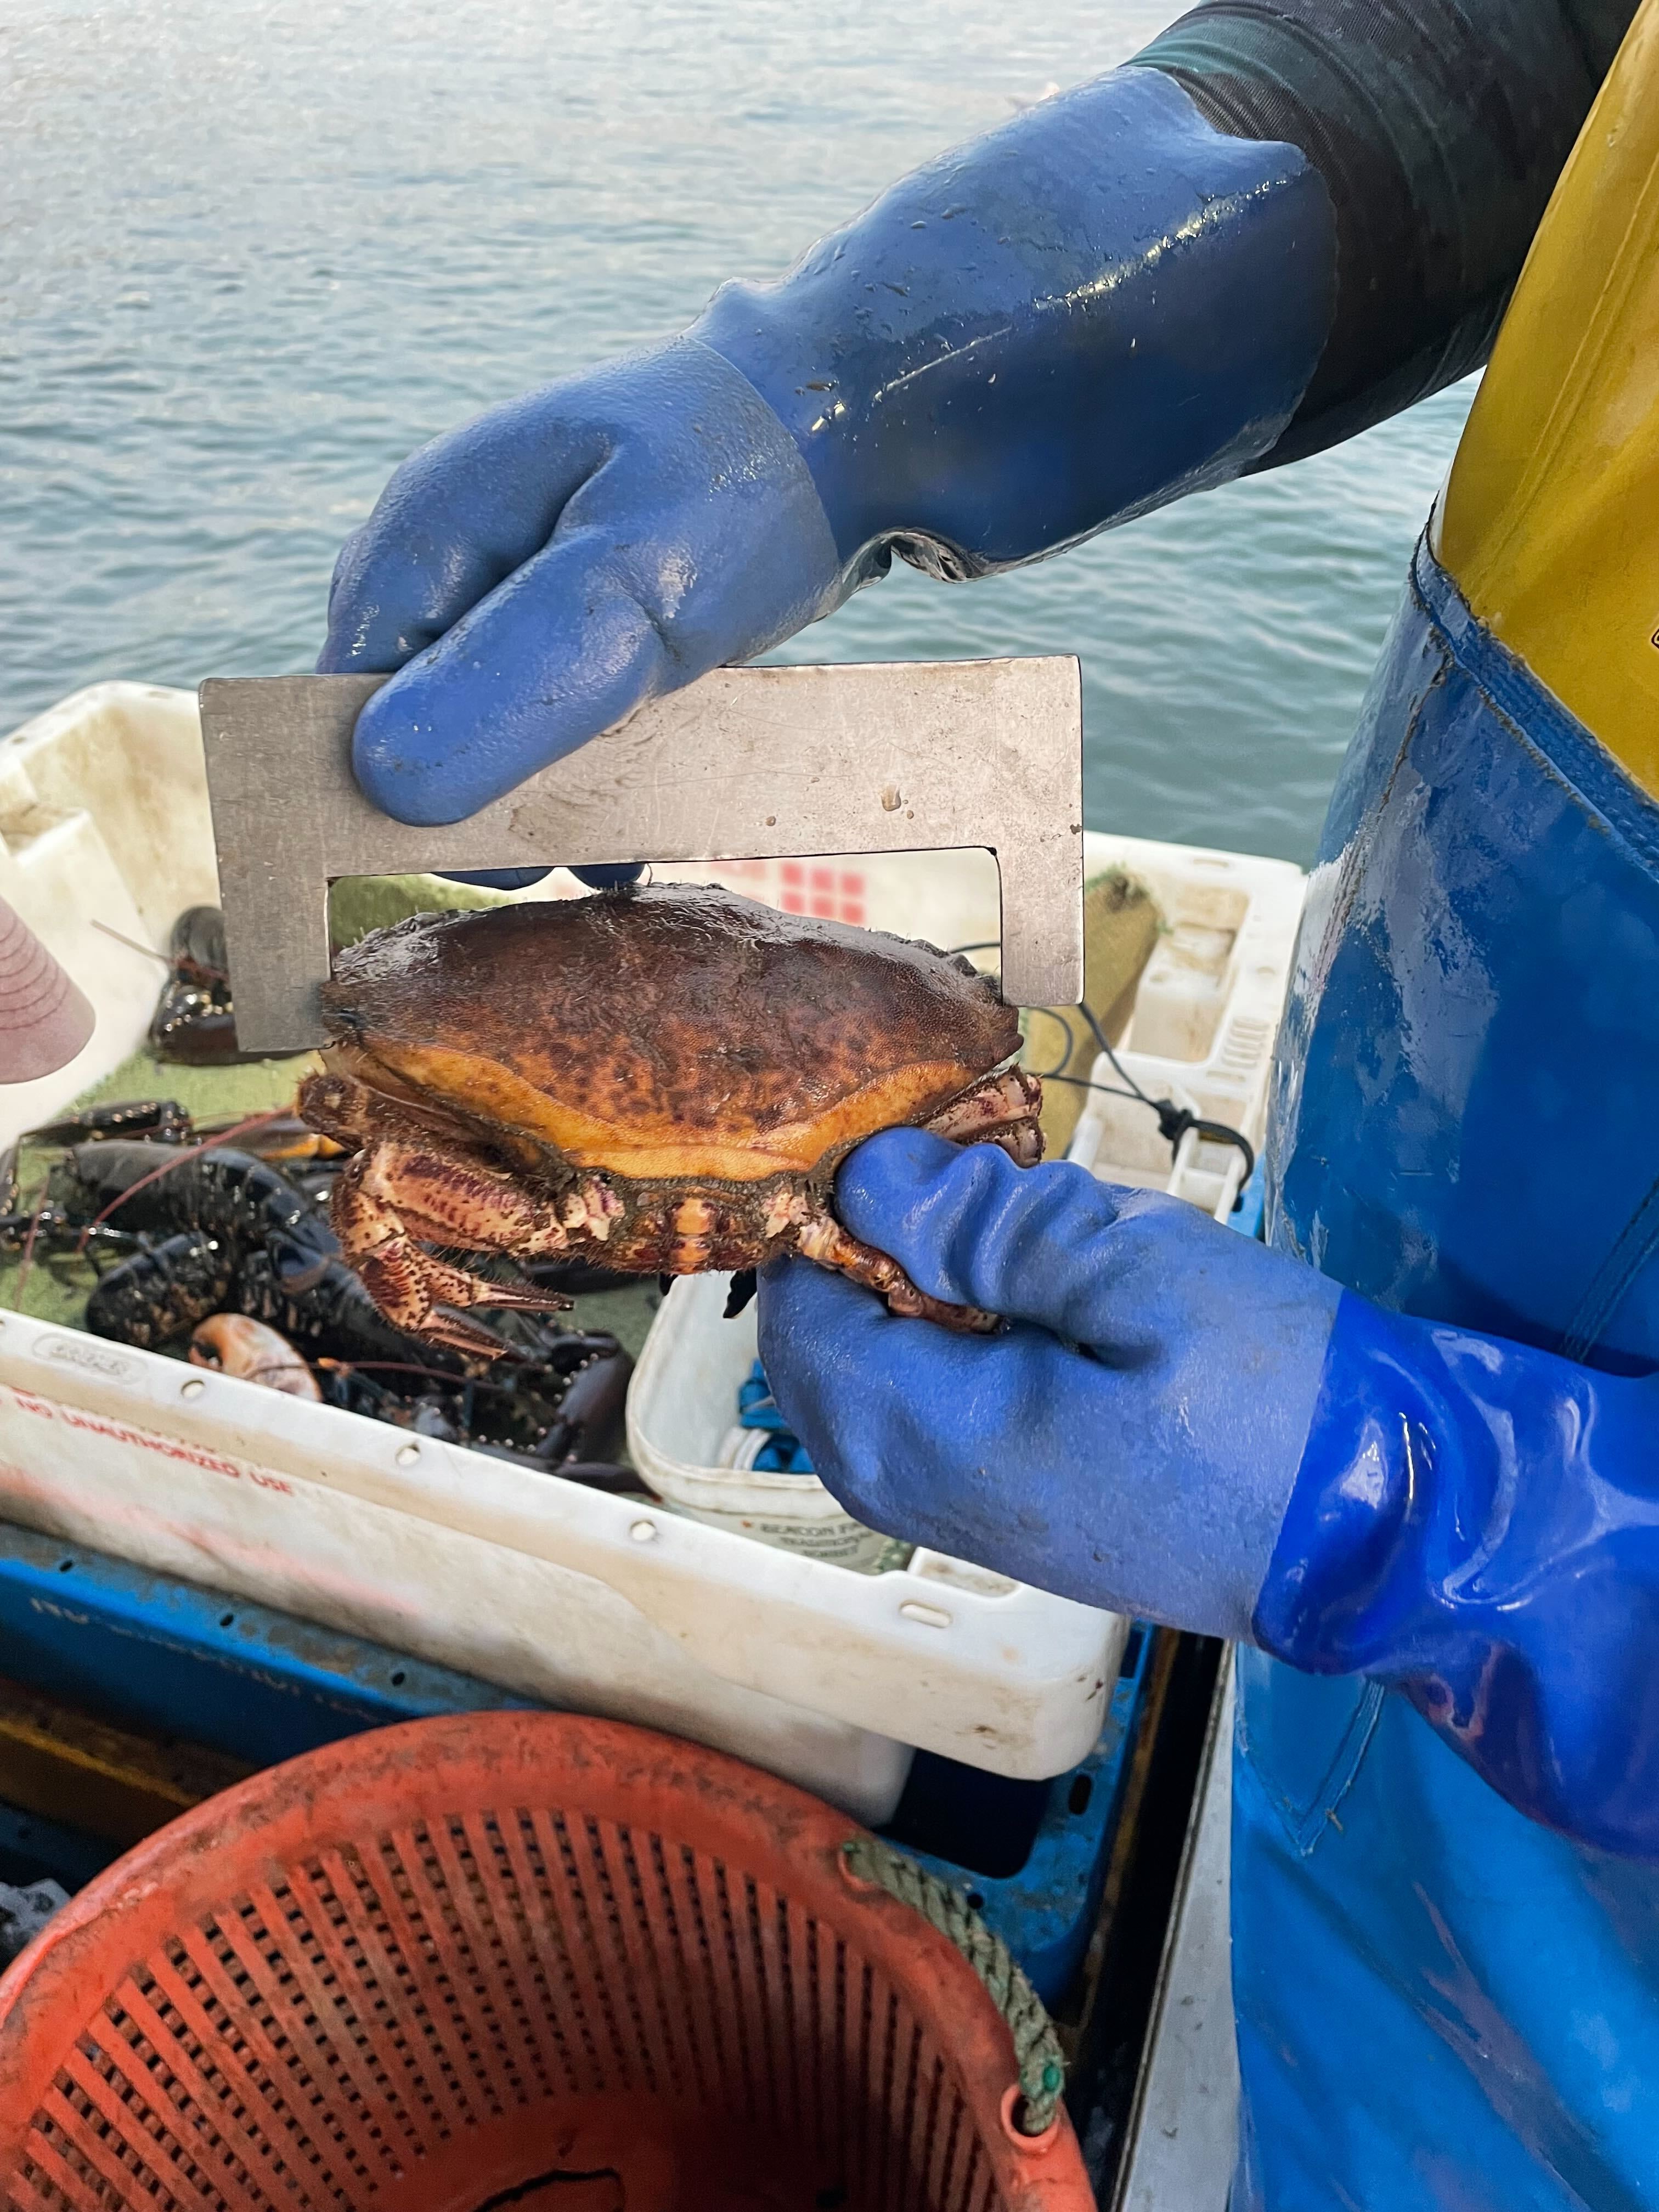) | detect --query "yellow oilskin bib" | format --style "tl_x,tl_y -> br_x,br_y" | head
1434,0 -> 1659,797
